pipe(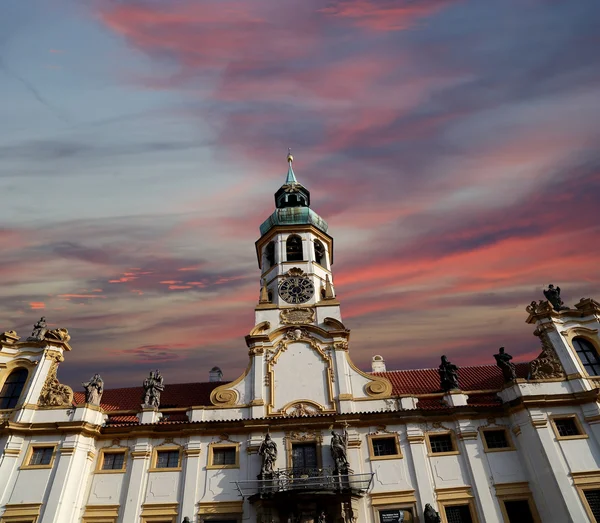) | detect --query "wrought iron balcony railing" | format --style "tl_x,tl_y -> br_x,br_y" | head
234,467 -> 374,498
